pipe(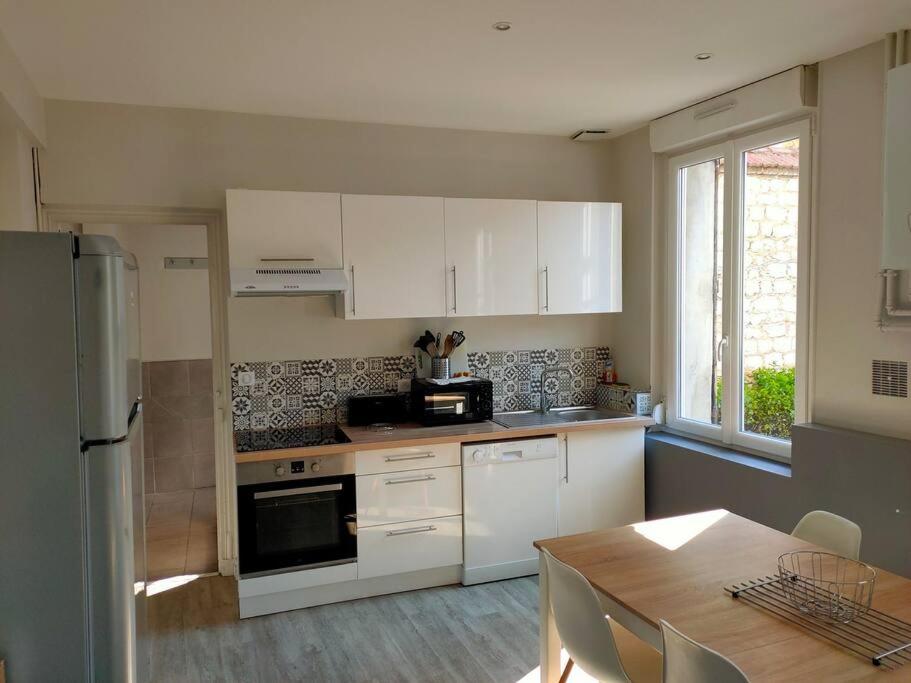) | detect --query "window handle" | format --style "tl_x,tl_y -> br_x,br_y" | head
716,336 -> 729,363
